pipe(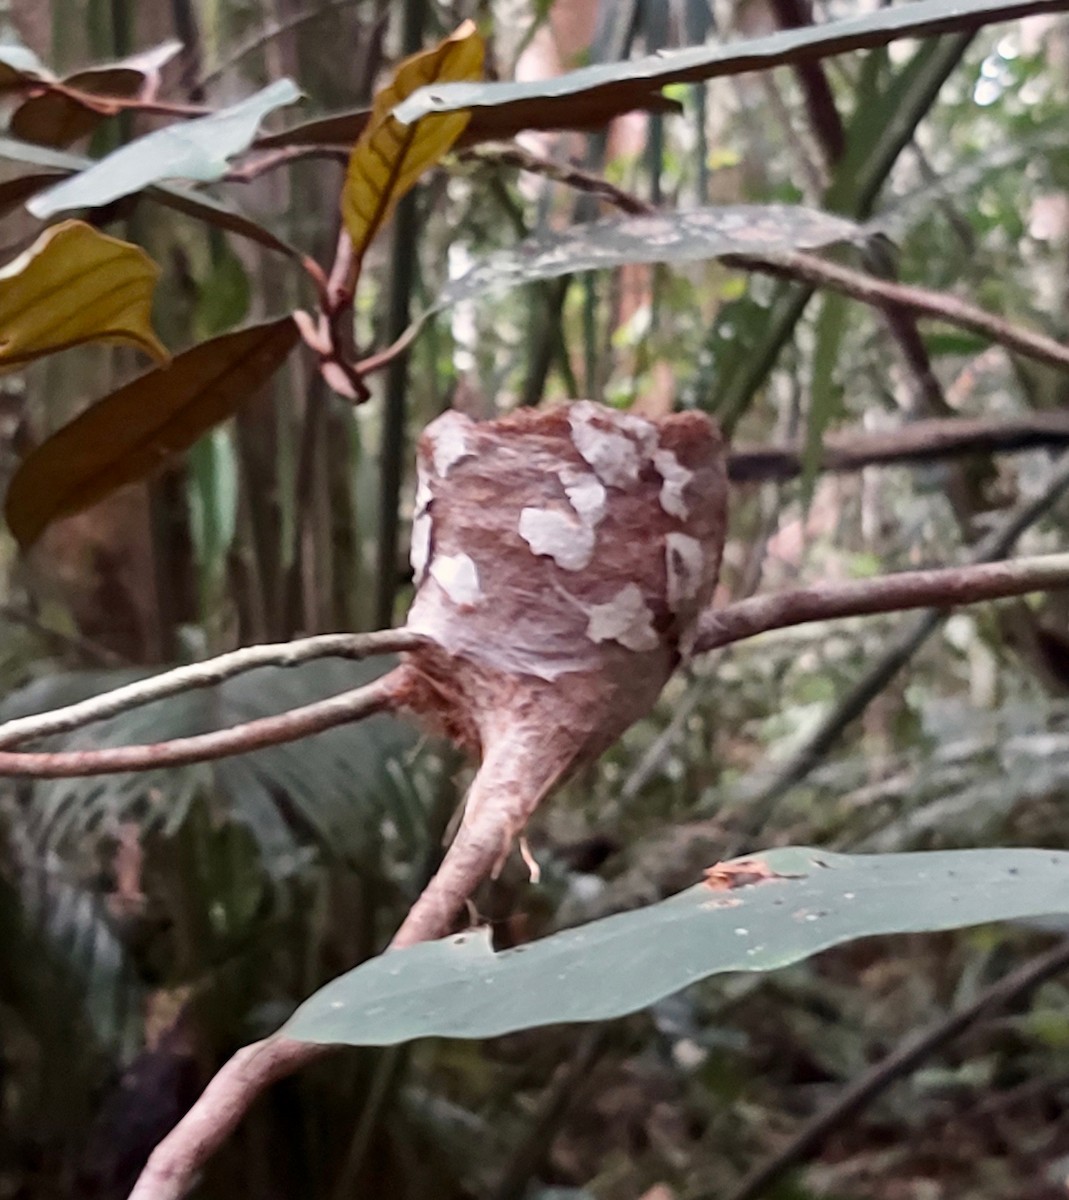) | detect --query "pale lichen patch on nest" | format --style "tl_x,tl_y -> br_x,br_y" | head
518,507 -> 596,571
652,448 -> 694,520
568,400 -> 656,489
429,413 -> 476,477
410,467 -> 434,584
584,583 -> 659,652
429,552 -> 482,608
665,532 -> 705,612
560,466 -> 607,527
